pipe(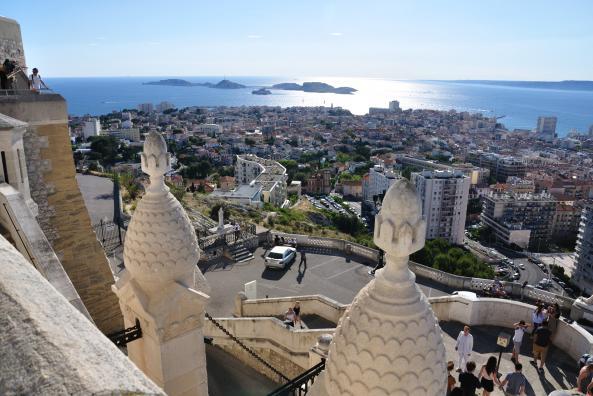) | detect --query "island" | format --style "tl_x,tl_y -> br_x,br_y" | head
271,81 -> 356,94
143,79 -> 247,89
252,88 -> 272,95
